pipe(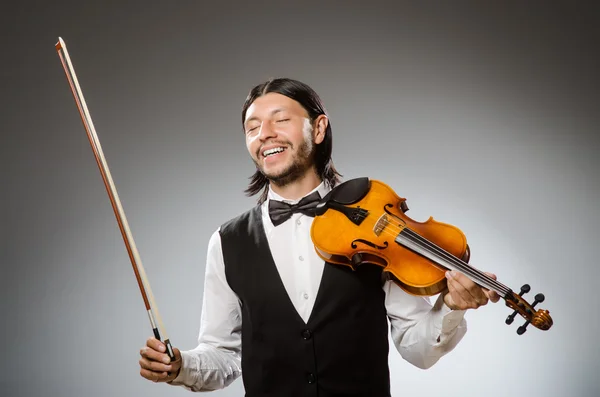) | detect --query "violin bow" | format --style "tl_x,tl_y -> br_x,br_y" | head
55,37 -> 176,361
